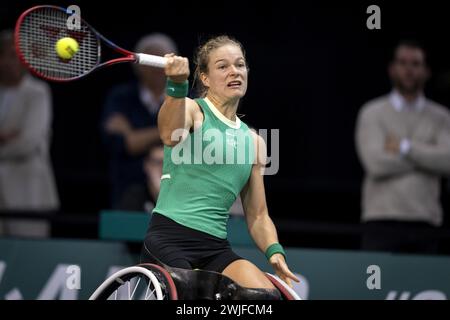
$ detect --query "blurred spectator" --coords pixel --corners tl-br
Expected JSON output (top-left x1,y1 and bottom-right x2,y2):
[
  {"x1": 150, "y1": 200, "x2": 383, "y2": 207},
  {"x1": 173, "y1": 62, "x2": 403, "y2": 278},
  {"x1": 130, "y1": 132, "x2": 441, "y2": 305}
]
[
  {"x1": 356, "y1": 40, "x2": 450, "y2": 254},
  {"x1": 101, "y1": 33, "x2": 178, "y2": 211},
  {"x1": 0, "y1": 30, "x2": 59, "y2": 238}
]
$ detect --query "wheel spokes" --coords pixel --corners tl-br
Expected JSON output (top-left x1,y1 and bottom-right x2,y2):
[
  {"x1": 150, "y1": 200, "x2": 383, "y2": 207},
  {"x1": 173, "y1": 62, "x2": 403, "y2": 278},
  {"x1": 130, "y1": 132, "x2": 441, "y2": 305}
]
[{"x1": 107, "y1": 275, "x2": 165, "y2": 300}]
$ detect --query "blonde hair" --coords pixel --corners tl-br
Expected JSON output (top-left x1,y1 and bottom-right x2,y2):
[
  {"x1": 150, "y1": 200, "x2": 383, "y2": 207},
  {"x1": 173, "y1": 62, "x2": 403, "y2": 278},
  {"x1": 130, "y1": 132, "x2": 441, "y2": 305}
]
[{"x1": 193, "y1": 35, "x2": 247, "y2": 97}]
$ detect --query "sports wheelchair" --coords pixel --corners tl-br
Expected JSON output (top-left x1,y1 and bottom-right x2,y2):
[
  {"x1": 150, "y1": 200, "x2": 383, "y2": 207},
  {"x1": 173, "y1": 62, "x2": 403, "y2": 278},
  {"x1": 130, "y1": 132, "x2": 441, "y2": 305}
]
[{"x1": 89, "y1": 247, "x2": 300, "y2": 300}]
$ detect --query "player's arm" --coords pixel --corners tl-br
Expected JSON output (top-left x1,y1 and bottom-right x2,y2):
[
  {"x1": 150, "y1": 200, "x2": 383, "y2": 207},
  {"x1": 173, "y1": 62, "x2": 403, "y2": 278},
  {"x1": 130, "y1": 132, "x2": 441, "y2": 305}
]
[
  {"x1": 240, "y1": 131, "x2": 299, "y2": 287},
  {"x1": 240, "y1": 132, "x2": 277, "y2": 251},
  {"x1": 158, "y1": 54, "x2": 202, "y2": 147}
]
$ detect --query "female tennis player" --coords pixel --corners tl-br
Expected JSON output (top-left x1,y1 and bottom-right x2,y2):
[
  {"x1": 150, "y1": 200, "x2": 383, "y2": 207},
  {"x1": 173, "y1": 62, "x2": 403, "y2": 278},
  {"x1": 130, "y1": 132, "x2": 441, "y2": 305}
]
[{"x1": 140, "y1": 35, "x2": 299, "y2": 296}]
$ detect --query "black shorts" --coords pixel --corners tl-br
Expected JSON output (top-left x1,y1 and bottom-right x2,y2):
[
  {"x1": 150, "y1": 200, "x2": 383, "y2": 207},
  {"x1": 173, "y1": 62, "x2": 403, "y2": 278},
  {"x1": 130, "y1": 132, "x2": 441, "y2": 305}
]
[{"x1": 141, "y1": 213, "x2": 242, "y2": 273}]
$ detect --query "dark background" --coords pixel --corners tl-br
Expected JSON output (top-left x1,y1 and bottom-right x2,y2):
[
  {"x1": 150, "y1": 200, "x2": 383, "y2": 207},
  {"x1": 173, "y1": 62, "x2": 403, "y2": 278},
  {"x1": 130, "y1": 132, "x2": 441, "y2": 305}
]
[{"x1": 1, "y1": 1, "x2": 450, "y2": 244}]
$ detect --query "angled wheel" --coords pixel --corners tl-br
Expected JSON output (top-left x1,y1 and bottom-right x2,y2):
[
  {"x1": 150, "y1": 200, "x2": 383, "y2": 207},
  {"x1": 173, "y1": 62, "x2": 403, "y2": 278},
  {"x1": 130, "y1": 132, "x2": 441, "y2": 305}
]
[
  {"x1": 139, "y1": 263, "x2": 178, "y2": 300},
  {"x1": 265, "y1": 273, "x2": 302, "y2": 300},
  {"x1": 89, "y1": 264, "x2": 177, "y2": 300}
]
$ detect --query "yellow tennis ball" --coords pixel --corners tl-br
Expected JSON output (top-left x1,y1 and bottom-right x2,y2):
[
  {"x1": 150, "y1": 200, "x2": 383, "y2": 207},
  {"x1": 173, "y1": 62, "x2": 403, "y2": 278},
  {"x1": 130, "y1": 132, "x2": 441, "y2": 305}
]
[{"x1": 55, "y1": 37, "x2": 79, "y2": 60}]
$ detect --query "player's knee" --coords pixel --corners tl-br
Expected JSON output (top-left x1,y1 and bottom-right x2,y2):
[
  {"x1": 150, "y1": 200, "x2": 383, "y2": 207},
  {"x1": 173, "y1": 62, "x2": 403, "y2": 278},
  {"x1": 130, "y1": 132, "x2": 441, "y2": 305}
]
[
  {"x1": 226, "y1": 260, "x2": 275, "y2": 289},
  {"x1": 255, "y1": 274, "x2": 276, "y2": 289}
]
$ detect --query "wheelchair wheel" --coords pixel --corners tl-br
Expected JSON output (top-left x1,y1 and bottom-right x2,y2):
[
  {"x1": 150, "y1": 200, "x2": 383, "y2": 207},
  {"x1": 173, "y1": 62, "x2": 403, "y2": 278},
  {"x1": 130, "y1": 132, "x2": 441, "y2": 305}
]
[
  {"x1": 89, "y1": 264, "x2": 177, "y2": 300},
  {"x1": 140, "y1": 263, "x2": 178, "y2": 300},
  {"x1": 265, "y1": 273, "x2": 302, "y2": 300}
]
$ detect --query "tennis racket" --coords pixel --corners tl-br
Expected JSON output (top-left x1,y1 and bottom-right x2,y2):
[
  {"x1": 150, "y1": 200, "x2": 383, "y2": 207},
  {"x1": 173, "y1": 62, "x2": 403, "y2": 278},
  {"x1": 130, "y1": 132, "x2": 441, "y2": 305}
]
[{"x1": 14, "y1": 5, "x2": 168, "y2": 82}]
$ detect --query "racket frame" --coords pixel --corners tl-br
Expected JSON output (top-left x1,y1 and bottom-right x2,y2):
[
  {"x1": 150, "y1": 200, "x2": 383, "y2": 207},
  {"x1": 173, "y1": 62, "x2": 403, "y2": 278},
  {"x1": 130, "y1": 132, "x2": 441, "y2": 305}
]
[{"x1": 14, "y1": 5, "x2": 163, "y2": 82}]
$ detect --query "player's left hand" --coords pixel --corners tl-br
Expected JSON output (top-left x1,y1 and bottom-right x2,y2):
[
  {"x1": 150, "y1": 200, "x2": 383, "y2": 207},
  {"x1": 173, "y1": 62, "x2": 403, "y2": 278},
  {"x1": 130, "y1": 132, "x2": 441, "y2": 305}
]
[{"x1": 269, "y1": 253, "x2": 300, "y2": 288}]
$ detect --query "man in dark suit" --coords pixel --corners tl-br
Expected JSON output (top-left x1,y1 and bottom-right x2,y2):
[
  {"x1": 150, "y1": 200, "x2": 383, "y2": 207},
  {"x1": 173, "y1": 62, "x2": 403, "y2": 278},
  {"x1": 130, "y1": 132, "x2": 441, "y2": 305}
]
[{"x1": 101, "y1": 33, "x2": 178, "y2": 211}]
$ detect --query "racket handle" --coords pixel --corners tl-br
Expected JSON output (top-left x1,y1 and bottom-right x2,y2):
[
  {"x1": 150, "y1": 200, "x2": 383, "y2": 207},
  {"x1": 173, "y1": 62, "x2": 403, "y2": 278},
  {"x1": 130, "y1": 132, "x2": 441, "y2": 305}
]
[{"x1": 136, "y1": 53, "x2": 167, "y2": 68}]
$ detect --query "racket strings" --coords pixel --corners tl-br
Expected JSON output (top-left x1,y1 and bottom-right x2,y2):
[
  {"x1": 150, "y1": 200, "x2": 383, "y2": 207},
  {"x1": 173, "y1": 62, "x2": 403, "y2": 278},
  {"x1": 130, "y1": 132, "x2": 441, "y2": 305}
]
[{"x1": 18, "y1": 6, "x2": 99, "y2": 80}]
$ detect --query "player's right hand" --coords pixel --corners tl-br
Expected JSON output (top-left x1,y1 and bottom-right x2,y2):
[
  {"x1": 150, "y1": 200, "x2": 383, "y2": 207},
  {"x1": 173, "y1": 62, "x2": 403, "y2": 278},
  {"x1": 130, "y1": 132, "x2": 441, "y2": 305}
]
[{"x1": 164, "y1": 53, "x2": 190, "y2": 83}]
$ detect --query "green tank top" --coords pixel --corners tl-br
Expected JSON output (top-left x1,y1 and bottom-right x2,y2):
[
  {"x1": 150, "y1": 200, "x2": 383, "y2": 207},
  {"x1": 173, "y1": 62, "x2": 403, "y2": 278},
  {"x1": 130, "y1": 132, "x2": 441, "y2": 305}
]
[{"x1": 153, "y1": 98, "x2": 255, "y2": 239}]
